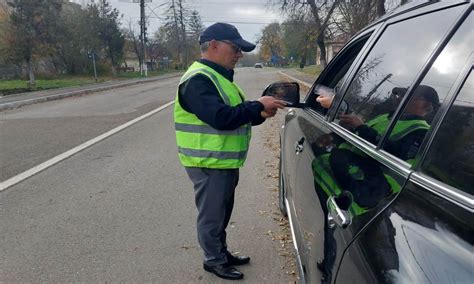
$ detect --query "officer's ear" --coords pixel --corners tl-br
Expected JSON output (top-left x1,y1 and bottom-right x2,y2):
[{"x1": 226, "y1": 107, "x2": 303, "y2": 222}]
[{"x1": 209, "y1": 40, "x2": 219, "y2": 50}]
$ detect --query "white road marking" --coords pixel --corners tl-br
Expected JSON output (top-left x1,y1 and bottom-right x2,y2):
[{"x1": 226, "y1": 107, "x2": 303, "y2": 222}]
[
  {"x1": 278, "y1": 71, "x2": 312, "y2": 88},
  {"x1": 0, "y1": 100, "x2": 175, "y2": 192}
]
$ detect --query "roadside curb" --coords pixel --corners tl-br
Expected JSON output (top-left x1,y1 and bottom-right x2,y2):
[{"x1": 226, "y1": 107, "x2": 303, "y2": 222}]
[{"x1": 0, "y1": 72, "x2": 183, "y2": 111}]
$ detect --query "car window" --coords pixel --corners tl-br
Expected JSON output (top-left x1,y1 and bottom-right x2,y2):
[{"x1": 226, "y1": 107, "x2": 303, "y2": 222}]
[
  {"x1": 332, "y1": 6, "x2": 464, "y2": 146},
  {"x1": 306, "y1": 35, "x2": 371, "y2": 114},
  {"x1": 383, "y1": 13, "x2": 473, "y2": 164},
  {"x1": 421, "y1": 70, "x2": 474, "y2": 195}
]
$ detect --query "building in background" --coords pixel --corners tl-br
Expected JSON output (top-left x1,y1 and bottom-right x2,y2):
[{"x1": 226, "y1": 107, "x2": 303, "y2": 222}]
[{"x1": 316, "y1": 34, "x2": 350, "y2": 66}]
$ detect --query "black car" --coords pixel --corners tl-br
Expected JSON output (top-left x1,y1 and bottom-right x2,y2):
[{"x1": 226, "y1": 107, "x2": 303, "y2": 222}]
[{"x1": 264, "y1": 1, "x2": 473, "y2": 283}]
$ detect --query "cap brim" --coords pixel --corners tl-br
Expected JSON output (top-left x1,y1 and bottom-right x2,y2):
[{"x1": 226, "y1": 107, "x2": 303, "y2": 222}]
[
  {"x1": 229, "y1": 38, "x2": 256, "y2": 52},
  {"x1": 392, "y1": 87, "x2": 408, "y2": 96}
]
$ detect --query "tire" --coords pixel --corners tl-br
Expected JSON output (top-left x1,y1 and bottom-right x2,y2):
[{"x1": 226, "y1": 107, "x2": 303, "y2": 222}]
[{"x1": 278, "y1": 155, "x2": 288, "y2": 217}]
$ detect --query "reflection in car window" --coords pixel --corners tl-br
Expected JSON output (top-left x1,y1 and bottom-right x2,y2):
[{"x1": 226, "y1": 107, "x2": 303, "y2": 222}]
[
  {"x1": 384, "y1": 13, "x2": 473, "y2": 164},
  {"x1": 333, "y1": 6, "x2": 463, "y2": 147},
  {"x1": 422, "y1": 71, "x2": 474, "y2": 195}
]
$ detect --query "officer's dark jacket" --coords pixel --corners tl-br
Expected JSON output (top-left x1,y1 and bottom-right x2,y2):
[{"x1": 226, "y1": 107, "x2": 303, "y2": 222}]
[{"x1": 178, "y1": 59, "x2": 265, "y2": 130}]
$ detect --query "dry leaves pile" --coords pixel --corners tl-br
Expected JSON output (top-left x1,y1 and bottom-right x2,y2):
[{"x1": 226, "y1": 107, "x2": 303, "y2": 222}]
[{"x1": 262, "y1": 109, "x2": 299, "y2": 282}]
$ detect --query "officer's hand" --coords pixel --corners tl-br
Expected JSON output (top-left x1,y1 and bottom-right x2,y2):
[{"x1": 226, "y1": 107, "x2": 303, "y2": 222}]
[
  {"x1": 258, "y1": 96, "x2": 287, "y2": 112},
  {"x1": 315, "y1": 133, "x2": 333, "y2": 147},
  {"x1": 260, "y1": 108, "x2": 277, "y2": 118}
]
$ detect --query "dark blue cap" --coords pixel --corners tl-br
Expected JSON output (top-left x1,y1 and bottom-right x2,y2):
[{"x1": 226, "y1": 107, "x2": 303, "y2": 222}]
[
  {"x1": 199, "y1": 22, "x2": 256, "y2": 52},
  {"x1": 392, "y1": 85, "x2": 439, "y2": 106}
]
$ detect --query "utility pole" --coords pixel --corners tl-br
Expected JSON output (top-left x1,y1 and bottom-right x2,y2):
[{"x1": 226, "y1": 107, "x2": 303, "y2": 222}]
[
  {"x1": 140, "y1": 0, "x2": 148, "y2": 76},
  {"x1": 355, "y1": 73, "x2": 393, "y2": 113},
  {"x1": 119, "y1": 0, "x2": 151, "y2": 76}
]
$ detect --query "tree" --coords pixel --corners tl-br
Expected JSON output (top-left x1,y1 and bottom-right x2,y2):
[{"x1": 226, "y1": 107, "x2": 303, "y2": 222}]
[
  {"x1": 187, "y1": 10, "x2": 204, "y2": 42},
  {"x1": 271, "y1": 0, "x2": 341, "y2": 67},
  {"x1": 88, "y1": 1, "x2": 125, "y2": 75},
  {"x1": 186, "y1": 10, "x2": 205, "y2": 60},
  {"x1": 160, "y1": 1, "x2": 203, "y2": 68},
  {"x1": 330, "y1": 0, "x2": 415, "y2": 42},
  {"x1": 332, "y1": 0, "x2": 380, "y2": 37},
  {"x1": 0, "y1": 3, "x2": 11, "y2": 64},
  {"x1": 258, "y1": 23, "x2": 284, "y2": 65},
  {"x1": 124, "y1": 18, "x2": 143, "y2": 70},
  {"x1": 56, "y1": 3, "x2": 100, "y2": 74},
  {"x1": 162, "y1": 0, "x2": 186, "y2": 67},
  {"x1": 281, "y1": 13, "x2": 318, "y2": 68},
  {"x1": 6, "y1": 0, "x2": 63, "y2": 86}
]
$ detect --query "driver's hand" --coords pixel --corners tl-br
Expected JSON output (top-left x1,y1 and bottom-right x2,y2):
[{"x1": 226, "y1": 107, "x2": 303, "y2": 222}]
[
  {"x1": 258, "y1": 96, "x2": 287, "y2": 112},
  {"x1": 316, "y1": 95, "x2": 334, "y2": 109}
]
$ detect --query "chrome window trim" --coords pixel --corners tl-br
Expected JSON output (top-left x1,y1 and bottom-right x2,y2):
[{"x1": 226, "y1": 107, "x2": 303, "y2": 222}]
[
  {"x1": 329, "y1": 123, "x2": 412, "y2": 177},
  {"x1": 410, "y1": 172, "x2": 474, "y2": 212}
]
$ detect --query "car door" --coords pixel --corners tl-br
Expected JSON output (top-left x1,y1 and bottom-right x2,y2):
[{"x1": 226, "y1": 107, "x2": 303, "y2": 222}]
[
  {"x1": 337, "y1": 10, "x2": 473, "y2": 283},
  {"x1": 291, "y1": 3, "x2": 468, "y2": 283},
  {"x1": 285, "y1": 28, "x2": 378, "y2": 283}
]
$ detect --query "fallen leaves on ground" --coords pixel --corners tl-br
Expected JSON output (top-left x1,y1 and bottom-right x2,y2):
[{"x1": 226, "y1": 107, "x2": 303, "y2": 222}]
[{"x1": 260, "y1": 109, "x2": 299, "y2": 281}]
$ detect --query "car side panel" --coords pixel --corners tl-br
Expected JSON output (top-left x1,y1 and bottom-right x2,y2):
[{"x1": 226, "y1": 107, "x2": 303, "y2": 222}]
[
  {"x1": 336, "y1": 180, "x2": 474, "y2": 283},
  {"x1": 281, "y1": 109, "x2": 305, "y2": 203},
  {"x1": 290, "y1": 111, "x2": 332, "y2": 282}
]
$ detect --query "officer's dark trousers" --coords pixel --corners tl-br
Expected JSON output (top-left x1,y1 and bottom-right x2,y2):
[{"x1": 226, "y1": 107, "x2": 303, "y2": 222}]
[{"x1": 185, "y1": 167, "x2": 239, "y2": 266}]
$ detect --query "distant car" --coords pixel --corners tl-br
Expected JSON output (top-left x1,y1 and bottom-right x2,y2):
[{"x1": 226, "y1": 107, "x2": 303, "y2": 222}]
[
  {"x1": 254, "y1": 63, "x2": 263, "y2": 68},
  {"x1": 263, "y1": 1, "x2": 473, "y2": 283}
]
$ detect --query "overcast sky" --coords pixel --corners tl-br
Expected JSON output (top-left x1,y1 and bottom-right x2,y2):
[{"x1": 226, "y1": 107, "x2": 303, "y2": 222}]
[{"x1": 78, "y1": 0, "x2": 283, "y2": 45}]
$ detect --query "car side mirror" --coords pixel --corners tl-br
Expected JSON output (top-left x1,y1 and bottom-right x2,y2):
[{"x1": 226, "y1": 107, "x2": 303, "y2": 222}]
[{"x1": 262, "y1": 82, "x2": 303, "y2": 108}]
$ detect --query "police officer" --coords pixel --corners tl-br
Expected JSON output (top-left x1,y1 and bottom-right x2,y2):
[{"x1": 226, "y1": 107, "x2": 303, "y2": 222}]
[
  {"x1": 174, "y1": 23, "x2": 285, "y2": 280},
  {"x1": 338, "y1": 85, "x2": 439, "y2": 162}
]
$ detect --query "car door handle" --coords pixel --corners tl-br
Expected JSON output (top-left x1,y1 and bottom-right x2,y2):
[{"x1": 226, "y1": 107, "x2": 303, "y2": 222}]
[
  {"x1": 327, "y1": 193, "x2": 353, "y2": 229},
  {"x1": 295, "y1": 137, "x2": 305, "y2": 155}
]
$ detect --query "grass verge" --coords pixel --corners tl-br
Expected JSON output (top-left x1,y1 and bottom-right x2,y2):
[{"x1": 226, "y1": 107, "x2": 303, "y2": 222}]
[
  {"x1": 0, "y1": 70, "x2": 182, "y2": 96},
  {"x1": 297, "y1": 65, "x2": 323, "y2": 76}
]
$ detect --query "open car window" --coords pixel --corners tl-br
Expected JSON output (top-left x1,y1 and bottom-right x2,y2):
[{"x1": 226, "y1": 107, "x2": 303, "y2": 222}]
[{"x1": 306, "y1": 34, "x2": 372, "y2": 115}]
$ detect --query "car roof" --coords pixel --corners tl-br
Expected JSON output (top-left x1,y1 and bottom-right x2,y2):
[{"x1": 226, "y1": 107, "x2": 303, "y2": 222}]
[{"x1": 361, "y1": 0, "x2": 468, "y2": 32}]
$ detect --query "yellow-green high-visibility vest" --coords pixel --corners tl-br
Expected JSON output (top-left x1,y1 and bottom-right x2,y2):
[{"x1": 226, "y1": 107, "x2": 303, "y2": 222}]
[
  {"x1": 339, "y1": 113, "x2": 430, "y2": 165},
  {"x1": 313, "y1": 114, "x2": 430, "y2": 215},
  {"x1": 174, "y1": 61, "x2": 251, "y2": 169}
]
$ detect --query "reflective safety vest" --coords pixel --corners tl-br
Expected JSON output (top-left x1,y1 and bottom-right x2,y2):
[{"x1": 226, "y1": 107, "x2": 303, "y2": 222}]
[
  {"x1": 312, "y1": 154, "x2": 401, "y2": 216},
  {"x1": 174, "y1": 61, "x2": 251, "y2": 169},
  {"x1": 313, "y1": 114, "x2": 430, "y2": 216},
  {"x1": 339, "y1": 113, "x2": 430, "y2": 165}
]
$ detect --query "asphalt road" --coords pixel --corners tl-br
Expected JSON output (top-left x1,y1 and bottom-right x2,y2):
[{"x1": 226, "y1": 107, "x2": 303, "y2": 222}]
[
  {"x1": 0, "y1": 68, "x2": 298, "y2": 282},
  {"x1": 0, "y1": 76, "x2": 179, "y2": 182}
]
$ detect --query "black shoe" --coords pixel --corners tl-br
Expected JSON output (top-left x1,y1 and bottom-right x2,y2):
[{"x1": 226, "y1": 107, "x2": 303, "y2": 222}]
[
  {"x1": 203, "y1": 263, "x2": 244, "y2": 280},
  {"x1": 317, "y1": 261, "x2": 325, "y2": 272},
  {"x1": 227, "y1": 254, "x2": 250, "y2": 266}
]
